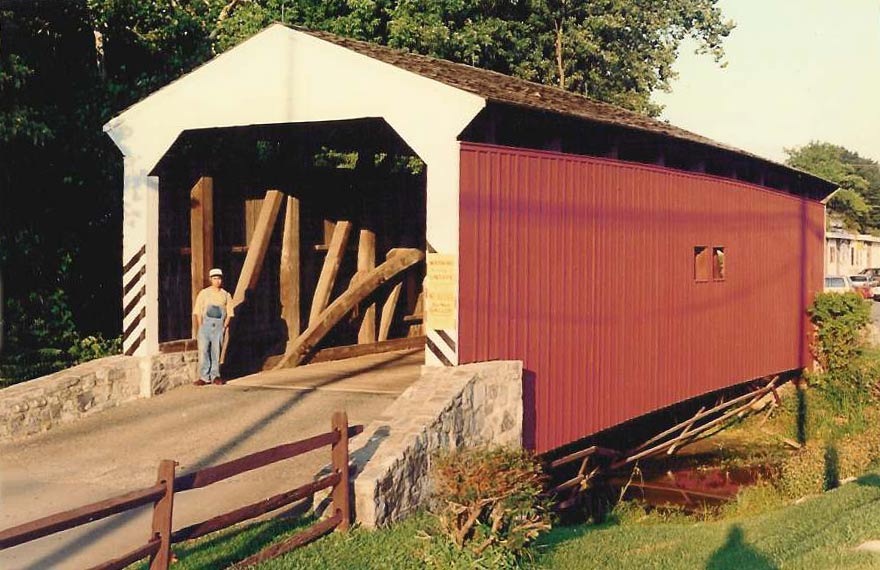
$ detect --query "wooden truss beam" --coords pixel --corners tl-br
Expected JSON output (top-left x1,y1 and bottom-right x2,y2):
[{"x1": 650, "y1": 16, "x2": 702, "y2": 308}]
[
  {"x1": 629, "y1": 381, "x2": 777, "y2": 456},
  {"x1": 273, "y1": 248, "x2": 424, "y2": 370},
  {"x1": 221, "y1": 190, "x2": 283, "y2": 365},
  {"x1": 261, "y1": 336, "x2": 426, "y2": 370},
  {"x1": 357, "y1": 228, "x2": 377, "y2": 344},
  {"x1": 190, "y1": 176, "x2": 213, "y2": 337},
  {"x1": 378, "y1": 282, "x2": 402, "y2": 342},
  {"x1": 280, "y1": 196, "x2": 301, "y2": 344},
  {"x1": 309, "y1": 221, "x2": 352, "y2": 326},
  {"x1": 232, "y1": 190, "x2": 284, "y2": 310},
  {"x1": 668, "y1": 406, "x2": 704, "y2": 456},
  {"x1": 549, "y1": 446, "x2": 598, "y2": 470}
]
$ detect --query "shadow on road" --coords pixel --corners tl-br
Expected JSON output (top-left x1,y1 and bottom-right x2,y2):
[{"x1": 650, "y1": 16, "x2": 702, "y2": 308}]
[{"x1": 21, "y1": 350, "x2": 413, "y2": 569}]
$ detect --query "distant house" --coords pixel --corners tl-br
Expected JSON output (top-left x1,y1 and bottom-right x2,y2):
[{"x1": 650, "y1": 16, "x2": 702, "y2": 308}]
[{"x1": 826, "y1": 231, "x2": 880, "y2": 276}]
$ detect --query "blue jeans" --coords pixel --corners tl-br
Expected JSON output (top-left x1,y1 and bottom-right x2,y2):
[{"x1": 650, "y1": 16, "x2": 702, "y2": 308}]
[{"x1": 197, "y1": 305, "x2": 226, "y2": 380}]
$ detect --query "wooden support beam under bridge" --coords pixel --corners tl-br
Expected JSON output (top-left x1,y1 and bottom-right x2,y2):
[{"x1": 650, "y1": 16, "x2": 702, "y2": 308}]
[{"x1": 543, "y1": 376, "x2": 783, "y2": 511}]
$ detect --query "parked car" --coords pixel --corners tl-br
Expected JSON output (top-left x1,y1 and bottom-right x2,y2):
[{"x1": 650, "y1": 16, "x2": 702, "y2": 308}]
[
  {"x1": 824, "y1": 275, "x2": 854, "y2": 293},
  {"x1": 860, "y1": 268, "x2": 880, "y2": 280},
  {"x1": 849, "y1": 275, "x2": 875, "y2": 299},
  {"x1": 859, "y1": 269, "x2": 880, "y2": 298}
]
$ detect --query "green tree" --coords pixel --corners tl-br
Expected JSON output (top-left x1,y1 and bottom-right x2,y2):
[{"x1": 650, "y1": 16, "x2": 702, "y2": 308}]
[
  {"x1": 211, "y1": 0, "x2": 734, "y2": 116},
  {"x1": 785, "y1": 142, "x2": 880, "y2": 232},
  {"x1": 1, "y1": 1, "x2": 119, "y2": 346},
  {"x1": 522, "y1": 0, "x2": 734, "y2": 115},
  {"x1": 0, "y1": 0, "x2": 734, "y2": 379},
  {"x1": 828, "y1": 189, "x2": 870, "y2": 232}
]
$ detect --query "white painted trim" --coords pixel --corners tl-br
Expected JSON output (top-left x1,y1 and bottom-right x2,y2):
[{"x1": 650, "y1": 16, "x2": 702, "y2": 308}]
[
  {"x1": 422, "y1": 141, "x2": 462, "y2": 366},
  {"x1": 104, "y1": 25, "x2": 486, "y2": 172},
  {"x1": 426, "y1": 330, "x2": 457, "y2": 366},
  {"x1": 122, "y1": 156, "x2": 160, "y2": 356}
]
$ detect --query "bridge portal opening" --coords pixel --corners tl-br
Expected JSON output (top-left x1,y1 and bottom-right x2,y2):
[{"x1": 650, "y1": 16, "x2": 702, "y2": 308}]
[{"x1": 152, "y1": 118, "x2": 427, "y2": 377}]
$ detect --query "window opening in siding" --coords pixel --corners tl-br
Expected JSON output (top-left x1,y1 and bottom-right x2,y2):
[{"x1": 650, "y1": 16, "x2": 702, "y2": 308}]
[
  {"x1": 694, "y1": 246, "x2": 711, "y2": 281},
  {"x1": 713, "y1": 247, "x2": 725, "y2": 280}
]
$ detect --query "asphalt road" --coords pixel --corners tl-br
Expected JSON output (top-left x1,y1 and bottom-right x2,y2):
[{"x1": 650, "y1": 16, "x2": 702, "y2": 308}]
[{"x1": 0, "y1": 350, "x2": 422, "y2": 570}]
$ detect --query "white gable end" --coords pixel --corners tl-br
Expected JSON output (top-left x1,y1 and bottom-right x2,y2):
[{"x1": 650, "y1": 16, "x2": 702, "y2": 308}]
[
  {"x1": 109, "y1": 24, "x2": 481, "y2": 362},
  {"x1": 105, "y1": 24, "x2": 486, "y2": 171}
]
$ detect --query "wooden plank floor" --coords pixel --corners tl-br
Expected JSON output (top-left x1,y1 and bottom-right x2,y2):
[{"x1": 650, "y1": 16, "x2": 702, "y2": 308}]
[{"x1": 232, "y1": 349, "x2": 424, "y2": 395}]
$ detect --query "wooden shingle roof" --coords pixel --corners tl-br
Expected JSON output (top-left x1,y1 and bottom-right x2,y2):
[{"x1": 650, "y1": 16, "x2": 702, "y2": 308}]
[{"x1": 294, "y1": 25, "x2": 834, "y2": 192}]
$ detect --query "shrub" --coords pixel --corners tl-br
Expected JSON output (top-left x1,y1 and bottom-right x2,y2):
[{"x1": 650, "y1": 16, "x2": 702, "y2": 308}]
[
  {"x1": 0, "y1": 347, "x2": 69, "y2": 388},
  {"x1": 68, "y1": 334, "x2": 121, "y2": 364},
  {"x1": 431, "y1": 447, "x2": 551, "y2": 558},
  {"x1": 837, "y1": 421, "x2": 880, "y2": 477},
  {"x1": 807, "y1": 292, "x2": 871, "y2": 373},
  {"x1": 770, "y1": 420, "x2": 880, "y2": 502},
  {"x1": 0, "y1": 333, "x2": 122, "y2": 388},
  {"x1": 722, "y1": 481, "x2": 786, "y2": 518},
  {"x1": 805, "y1": 293, "x2": 878, "y2": 428},
  {"x1": 776, "y1": 442, "x2": 826, "y2": 499}
]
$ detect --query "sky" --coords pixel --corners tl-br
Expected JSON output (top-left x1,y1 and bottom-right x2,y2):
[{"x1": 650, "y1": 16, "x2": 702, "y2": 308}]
[{"x1": 654, "y1": 0, "x2": 880, "y2": 164}]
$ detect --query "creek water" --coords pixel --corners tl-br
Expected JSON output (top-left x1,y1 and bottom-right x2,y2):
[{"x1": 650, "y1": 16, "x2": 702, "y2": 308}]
[{"x1": 608, "y1": 463, "x2": 770, "y2": 511}]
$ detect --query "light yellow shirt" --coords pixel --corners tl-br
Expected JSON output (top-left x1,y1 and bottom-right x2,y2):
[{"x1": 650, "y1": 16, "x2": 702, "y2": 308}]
[{"x1": 192, "y1": 287, "x2": 234, "y2": 318}]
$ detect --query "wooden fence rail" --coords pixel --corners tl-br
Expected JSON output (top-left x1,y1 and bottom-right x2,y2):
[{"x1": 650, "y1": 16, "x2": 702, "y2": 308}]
[{"x1": 0, "y1": 411, "x2": 361, "y2": 570}]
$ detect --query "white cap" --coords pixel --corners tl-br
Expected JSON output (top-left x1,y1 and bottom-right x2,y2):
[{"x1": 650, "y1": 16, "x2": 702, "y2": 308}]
[{"x1": 209, "y1": 268, "x2": 223, "y2": 277}]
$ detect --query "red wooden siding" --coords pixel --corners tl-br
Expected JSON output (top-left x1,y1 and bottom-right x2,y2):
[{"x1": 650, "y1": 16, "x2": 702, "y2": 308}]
[{"x1": 458, "y1": 143, "x2": 825, "y2": 453}]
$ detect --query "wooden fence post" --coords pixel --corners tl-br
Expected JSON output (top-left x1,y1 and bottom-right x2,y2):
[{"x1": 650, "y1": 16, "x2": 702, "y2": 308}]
[
  {"x1": 331, "y1": 411, "x2": 351, "y2": 531},
  {"x1": 149, "y1": 459, "x2": 176, "y2": 570}
]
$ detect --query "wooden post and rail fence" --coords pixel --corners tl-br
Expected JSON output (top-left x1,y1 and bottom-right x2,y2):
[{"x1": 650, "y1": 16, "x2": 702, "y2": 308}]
[{"x1": 0, "y1": 411, "x2": 360, "y2": 570}]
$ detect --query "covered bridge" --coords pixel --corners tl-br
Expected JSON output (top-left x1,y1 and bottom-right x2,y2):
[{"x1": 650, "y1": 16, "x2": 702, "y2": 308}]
[{"x1": 104, "y1": 24, "x2": 835, "y2": 454}]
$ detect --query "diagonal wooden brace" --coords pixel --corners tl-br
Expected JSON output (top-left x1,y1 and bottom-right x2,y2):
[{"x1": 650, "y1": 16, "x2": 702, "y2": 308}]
[{"x1": 273, "y1": 248, "x2": 424, "y2": 369}]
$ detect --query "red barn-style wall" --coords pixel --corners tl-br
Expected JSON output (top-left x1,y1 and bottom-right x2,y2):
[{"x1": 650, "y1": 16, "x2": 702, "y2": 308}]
[{"x1": 458, "y1": 143, "x2": 825, "y2": 453}]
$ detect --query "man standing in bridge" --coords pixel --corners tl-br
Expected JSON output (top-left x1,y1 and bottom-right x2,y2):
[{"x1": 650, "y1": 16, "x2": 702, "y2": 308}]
[{"x1": 193, "y1": 268, "x2": 234, "y2": 386}]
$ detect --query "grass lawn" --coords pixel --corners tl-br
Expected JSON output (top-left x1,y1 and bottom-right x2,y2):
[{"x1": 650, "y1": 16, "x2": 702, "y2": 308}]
[
  {"x1": 129, "y1": 515, "x2": 316, "y2": 570},
  {"x1": 538, "y1": 472, "x2": 880, "y2": 569},
  {"x1": 150, "y1": 388, "x2": 880, "y2": 570},
  {"x1": 160, "y1": 470, "x2": 880, "y2": 570}
]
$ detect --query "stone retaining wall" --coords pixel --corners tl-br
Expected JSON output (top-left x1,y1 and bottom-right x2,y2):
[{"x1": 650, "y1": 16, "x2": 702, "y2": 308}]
[
  {"x1": 0, "y1": 355, "x2": 142, "y2": 440},
  {"x1": 149, "y1": 350, "x2": 199, "y2": 394},
  {"x1": 1, "y1": 350, "x2": 200, "y2": 441},
  {"x1": 352, "y1": 360, "x2": 523, "y2": 528}
]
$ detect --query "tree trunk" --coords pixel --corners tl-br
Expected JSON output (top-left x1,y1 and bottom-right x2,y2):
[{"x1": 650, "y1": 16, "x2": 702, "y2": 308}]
[
  {"x1": 555, "y1": 19, "x2": 565, "y2": 89},
  {"x1": 0, "y1": 265, "x2": 4, "y2": 357},
  {"x1": 93, "y1": 29, "x2": 105, "y2": 80}
]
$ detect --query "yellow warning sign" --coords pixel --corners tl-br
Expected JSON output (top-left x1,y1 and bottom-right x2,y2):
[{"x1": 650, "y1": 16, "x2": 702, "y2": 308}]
[{"x1": 425, "y1": 253, "x2": 457, "y2": 330}]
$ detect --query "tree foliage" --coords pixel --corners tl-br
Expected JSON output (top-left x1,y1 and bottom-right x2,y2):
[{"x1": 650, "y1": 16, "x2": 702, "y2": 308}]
[
  {"x1": 808, "y1": 292, "x2": 872, "y2": 375},
  {"x1": 806, "y1": 292, "x2": 878, "y2": 423},
  {"x1": 828, "y1": 189, "x2": 871, "y2": 233},
  {"x1": 786, "y1": 141, "x2": 880, "y2": 232},
  {"x1": 207, "y1": 0, "x2": 733, "y2": 116},
  {"x1": 0, "y1": 0, "x2": 733, "y2": 371}
]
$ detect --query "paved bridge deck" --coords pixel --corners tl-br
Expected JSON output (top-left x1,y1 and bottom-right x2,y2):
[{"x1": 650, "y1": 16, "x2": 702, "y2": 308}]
[{"x1": 0, "y1": 349, "x2": 422, "y2": 570}]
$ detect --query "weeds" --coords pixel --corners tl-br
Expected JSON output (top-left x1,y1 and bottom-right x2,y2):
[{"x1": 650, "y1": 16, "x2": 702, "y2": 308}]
[{"x1": 431, "y1": 447, "x2": 551, "y2": 558}]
